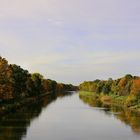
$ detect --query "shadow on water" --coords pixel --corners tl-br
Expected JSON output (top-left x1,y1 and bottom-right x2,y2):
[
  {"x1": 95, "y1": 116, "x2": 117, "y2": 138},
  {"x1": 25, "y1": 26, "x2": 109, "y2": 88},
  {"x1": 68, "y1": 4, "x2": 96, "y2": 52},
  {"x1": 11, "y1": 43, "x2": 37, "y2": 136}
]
[
  {"x1": 0, "y1": 91, "x2": 74, "y2": 140},
  {"x1": 79, "y1": 94, "x2": 140, "y2": 135}
]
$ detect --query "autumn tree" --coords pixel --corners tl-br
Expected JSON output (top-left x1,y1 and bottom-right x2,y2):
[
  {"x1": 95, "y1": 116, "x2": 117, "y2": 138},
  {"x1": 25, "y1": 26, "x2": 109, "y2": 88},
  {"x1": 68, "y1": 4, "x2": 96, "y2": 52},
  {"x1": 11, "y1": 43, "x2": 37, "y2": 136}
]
[
  {"x1": 0, "y1": 57, "x2": 14, "y2": 100},
  {"x1": 11, "y1": 64, "x2": 30, "y2": 98},
  {"x1": 31, "y1": 73, "x2": 44, "y2": 96},
  {"x1": 131, "y1": 79, "x2": 140, "y2": 97}
]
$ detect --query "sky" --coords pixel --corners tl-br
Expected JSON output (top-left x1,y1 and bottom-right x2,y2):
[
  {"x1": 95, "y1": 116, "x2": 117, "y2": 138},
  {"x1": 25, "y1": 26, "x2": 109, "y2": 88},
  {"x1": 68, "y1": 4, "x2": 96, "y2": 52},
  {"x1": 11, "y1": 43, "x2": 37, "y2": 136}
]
[{"x1": 0, "y1": 0, "x2": 140, "y2": 85}]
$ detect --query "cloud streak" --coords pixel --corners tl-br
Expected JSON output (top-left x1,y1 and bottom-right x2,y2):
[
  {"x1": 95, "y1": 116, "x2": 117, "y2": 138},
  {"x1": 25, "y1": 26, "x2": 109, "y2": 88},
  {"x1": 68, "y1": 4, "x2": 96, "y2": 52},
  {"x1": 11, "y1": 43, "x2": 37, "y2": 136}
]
[{"x1": 0, "y1": 0, "x2": 140, "y2": 84}]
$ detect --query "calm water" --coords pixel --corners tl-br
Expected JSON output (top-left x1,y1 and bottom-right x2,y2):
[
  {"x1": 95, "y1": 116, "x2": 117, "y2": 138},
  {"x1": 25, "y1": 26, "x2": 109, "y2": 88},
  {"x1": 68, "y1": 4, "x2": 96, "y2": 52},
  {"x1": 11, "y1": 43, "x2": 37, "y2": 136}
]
[{"x1": 0, "y1": 91, "x2": 140, "y2": 140}]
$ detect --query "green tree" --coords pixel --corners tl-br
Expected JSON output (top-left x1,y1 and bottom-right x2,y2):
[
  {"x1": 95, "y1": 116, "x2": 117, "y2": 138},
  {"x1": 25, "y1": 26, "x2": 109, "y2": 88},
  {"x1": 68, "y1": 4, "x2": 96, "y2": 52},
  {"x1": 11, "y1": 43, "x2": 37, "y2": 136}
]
[
  {"x1": 11, "y1": 64, "x2": 30, "y2": 98},
  {"x1": 31, "y1": 73, "x2": 44, "y2": 96}
]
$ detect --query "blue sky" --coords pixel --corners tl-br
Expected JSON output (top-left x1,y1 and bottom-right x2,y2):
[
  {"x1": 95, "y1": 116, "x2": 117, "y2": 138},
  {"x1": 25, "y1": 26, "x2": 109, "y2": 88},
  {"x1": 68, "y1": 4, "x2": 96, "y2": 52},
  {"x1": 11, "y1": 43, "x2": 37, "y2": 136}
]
[{"x1": 0, "y1": 0, "x2": 140, "y2": 85}]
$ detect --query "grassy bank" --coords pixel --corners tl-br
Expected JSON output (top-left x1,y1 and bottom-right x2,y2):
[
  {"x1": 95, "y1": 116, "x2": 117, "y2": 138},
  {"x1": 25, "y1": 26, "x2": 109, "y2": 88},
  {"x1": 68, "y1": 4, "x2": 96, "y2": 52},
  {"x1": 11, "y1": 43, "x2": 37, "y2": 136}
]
[{"x1": 79, "y1": 91, "x2": 140, "y2": 112}]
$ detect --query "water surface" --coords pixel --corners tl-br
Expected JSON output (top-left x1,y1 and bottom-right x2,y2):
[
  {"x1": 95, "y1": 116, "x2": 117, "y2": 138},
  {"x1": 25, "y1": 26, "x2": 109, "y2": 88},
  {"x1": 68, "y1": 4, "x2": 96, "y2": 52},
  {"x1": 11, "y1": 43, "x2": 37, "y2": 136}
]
[{"x1": 0, "y1": 92, "x2": 140, "y2": 140}]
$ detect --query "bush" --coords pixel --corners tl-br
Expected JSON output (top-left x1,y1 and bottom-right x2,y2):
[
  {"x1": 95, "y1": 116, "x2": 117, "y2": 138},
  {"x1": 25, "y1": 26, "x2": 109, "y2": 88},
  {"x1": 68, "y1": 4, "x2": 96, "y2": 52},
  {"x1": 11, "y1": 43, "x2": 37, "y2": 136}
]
[
  {"x1": 125, "y1": 95, "x2": 138, "y2": 107},
  {"x1": 100, "y1": 96, "x2": 112, "y2": 102}
]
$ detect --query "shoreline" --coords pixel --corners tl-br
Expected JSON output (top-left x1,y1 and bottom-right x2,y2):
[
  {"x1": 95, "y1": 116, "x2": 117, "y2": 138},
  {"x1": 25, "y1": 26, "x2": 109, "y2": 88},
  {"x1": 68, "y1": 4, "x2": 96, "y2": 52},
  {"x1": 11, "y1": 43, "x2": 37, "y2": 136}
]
[
  {"x1": 79, "y1": 91, "x2": 140, "y2": 114},
  {"x1": 0, "y1": 90, "x2": 76, "y2": 116},
  {"x1": 0, "y1": 91, "x2": 53, "y2": 116}
]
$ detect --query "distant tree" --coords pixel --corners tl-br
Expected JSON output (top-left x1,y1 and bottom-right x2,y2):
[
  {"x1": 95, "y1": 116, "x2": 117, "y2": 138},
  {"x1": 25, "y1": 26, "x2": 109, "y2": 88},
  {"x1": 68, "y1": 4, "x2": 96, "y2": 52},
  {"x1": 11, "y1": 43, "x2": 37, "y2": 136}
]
[
  {"x1": 125, "y1": 74, "x2": 133, "y2": 80},
  {"x1": 96, "y1": 81, "x2": 105, "y2": 94},
  {"x1": 31, "y1": 73, "x2": 44, "y2": 96},
  {"x1": 42, "y1": 79, "x2": 57, "y2": 92},
  {"x1": 131, "y1": 79, "x2": 140, "y2": 97},
  {"x1": 0, "y1": 57, "x2": 14, "y2": 100},
  {"x1": 102, "y1": 83, "x2": 110, "y2": 94},
  {"x1": 11, "y1": 64, "x2": 30, "y2": 98}
]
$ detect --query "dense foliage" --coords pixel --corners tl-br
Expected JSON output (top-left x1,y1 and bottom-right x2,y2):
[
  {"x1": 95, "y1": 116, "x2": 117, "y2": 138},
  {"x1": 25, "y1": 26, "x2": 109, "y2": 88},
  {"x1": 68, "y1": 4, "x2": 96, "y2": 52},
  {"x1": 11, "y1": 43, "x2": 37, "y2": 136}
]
[
  {"x1": 0, "y1": 56, "x2": 77, "y2": 101},
  {"x1": 79, "y1": 74, "x2": 140, "y2": 107}
]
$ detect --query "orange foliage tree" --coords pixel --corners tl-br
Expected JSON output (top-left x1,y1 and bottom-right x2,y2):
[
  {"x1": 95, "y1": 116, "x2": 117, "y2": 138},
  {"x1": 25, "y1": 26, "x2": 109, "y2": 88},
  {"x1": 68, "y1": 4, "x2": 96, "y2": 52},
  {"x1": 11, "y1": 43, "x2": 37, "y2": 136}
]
[{"x1": 131, "y1": 79, "x2": 140, "y2": 97}]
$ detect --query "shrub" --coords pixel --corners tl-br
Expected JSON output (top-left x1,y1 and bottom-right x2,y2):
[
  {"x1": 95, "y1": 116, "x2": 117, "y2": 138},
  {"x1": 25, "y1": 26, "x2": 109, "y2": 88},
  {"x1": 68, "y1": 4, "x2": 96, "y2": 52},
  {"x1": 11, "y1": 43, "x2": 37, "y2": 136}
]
[
  {"x1": 101, "y1": 96, "x2": 112, "y2": 102},
  {"x1": 125, "y1": 95, "x2": 138, "y2": 107}
]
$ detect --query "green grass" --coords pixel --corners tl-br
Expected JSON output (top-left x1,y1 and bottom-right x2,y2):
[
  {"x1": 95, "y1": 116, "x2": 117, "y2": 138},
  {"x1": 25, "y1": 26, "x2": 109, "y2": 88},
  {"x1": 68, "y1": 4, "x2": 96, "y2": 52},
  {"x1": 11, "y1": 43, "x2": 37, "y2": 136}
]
[
  {"x1": 79, "y1": 91, "x2": 94, "y2": 96},
  {"x1": 79, "y1": 90, "x2": 140, "y2": 114}
]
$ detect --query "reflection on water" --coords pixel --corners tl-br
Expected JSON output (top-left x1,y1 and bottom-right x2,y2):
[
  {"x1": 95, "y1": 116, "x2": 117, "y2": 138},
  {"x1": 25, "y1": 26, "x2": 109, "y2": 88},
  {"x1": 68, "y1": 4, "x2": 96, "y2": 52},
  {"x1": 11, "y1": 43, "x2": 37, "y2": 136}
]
[
  {"x1": 0, "y1": 92, "x2": 73, "y2": 140},
  {"x1": 79, "y1": 94, "x2": 140, "y2": 134},
  {"x1": 0, "y1": 92, "x2": 140, "y2": 140}
]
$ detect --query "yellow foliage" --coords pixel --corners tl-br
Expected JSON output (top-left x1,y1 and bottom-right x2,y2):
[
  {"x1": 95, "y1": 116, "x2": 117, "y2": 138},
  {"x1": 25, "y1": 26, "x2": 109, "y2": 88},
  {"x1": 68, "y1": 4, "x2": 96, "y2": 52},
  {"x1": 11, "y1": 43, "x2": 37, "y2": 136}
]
[
  {"x1": 101, "y1": 96, "x2": 112, "y2": 102},
  {"x1": 131, "y1": 79, "x2": 140, "y2": 96},
  {"x1": 125, "y1": 95, "x2": 137, "y2": 107},
  {"x1": 118, "y1": 78, "x2": 127, "y2": 88}
]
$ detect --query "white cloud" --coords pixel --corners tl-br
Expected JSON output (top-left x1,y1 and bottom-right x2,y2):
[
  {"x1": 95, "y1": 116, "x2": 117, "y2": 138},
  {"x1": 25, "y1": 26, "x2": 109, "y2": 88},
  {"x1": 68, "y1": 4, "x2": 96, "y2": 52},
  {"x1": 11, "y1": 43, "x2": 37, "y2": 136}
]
[{"x1": 0, "y1": 0, "x2": 140, "y2": 84}]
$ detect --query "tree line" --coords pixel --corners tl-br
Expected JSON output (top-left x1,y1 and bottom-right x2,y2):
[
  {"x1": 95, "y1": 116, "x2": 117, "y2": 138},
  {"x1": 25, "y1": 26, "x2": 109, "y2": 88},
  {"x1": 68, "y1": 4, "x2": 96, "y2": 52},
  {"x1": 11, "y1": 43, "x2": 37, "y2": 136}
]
[
  {"x1": 0, "y1": 56, "x2": 77, "y2": 101},
  {"x1": 79, "y1": 74, "x2": 140, "y2": 107}
]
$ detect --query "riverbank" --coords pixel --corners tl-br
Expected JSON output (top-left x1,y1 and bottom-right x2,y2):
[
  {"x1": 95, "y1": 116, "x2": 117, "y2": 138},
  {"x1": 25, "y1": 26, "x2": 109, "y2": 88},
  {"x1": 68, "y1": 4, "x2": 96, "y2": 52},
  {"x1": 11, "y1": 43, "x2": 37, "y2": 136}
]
[
  {"x1": 79, "y1": 91, "x2": 140, "y2": 113},
  {"x1": 0, "y1": 90, "x2": 77, "y2": 116}
]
